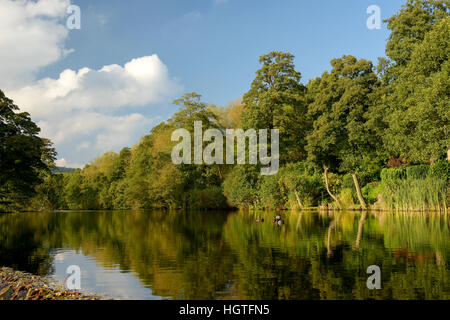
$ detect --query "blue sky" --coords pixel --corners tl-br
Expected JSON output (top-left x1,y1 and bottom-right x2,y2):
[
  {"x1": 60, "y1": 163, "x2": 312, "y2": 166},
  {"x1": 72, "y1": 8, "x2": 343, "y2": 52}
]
[
  {"x1": 48, "y1": 0, "x2": 405, "y2": 107},
  {"x1": 1, "y1": 0, "x2": 406, "y2": 167}
]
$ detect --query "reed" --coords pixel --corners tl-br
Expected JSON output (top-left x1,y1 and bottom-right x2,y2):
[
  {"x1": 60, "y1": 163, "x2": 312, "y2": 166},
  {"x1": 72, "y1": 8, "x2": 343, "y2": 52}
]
[{"x1": 382, "y1": 176, "x2": 448, "y2": 212}]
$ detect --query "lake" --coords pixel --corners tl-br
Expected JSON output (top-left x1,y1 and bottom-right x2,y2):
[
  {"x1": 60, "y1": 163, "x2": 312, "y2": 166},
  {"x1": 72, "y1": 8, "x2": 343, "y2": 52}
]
[{"x1": 0, "y1": 210, "x2": 448, "y2": 299}]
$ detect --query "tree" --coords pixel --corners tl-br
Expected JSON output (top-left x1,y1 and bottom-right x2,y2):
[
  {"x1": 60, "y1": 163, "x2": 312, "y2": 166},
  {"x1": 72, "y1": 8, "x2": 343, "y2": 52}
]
[
  {"x1": 241, "y1": 51, "x2": 310, "y2": 162},
  {"x1": 223, "y1": 165, "x2": 260, "y2": 209},
  {"x1": 209, "y1": 99, "x2": 244, "y2": 129},
  {"x1": 278, "y1": 162, "x2": 324, "y2": 209},
  {"x1": 306, "y1": 56, "x2": 380, "y2": 209},
  {"x1": 169, "y1": 92, "x2": 226, "y2": 207},
  {"x1": 384, "y1": 0, "x2": 449, "y2": 81},
  {"x1": 170, "y1": 92, "x2": 219, "y2": 131},
  {"x1": 0, "y1": 90, "x2": 56, "y2": 209},
  {"x1": 384, "y1": 16, "x2": 450, "y2": 163}
]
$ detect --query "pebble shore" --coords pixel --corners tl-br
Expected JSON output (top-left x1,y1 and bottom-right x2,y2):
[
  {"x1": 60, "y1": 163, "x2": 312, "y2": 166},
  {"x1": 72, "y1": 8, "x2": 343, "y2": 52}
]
[{"x1": 0, "y1": 267, "x2": 105, "y2": 300}]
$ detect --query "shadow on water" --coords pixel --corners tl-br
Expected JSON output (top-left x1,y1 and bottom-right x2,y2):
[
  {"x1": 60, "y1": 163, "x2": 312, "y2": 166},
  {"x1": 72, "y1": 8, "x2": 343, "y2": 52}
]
[{"x1": 0, "y1": 210, "x2": 448, "y2": 299}]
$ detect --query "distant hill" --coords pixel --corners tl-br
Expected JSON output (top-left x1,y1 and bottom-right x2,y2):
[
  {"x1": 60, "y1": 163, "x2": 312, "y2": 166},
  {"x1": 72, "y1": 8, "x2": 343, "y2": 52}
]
[{"x1": 52, "y1": 166, "x2": 77, "y2": 174}]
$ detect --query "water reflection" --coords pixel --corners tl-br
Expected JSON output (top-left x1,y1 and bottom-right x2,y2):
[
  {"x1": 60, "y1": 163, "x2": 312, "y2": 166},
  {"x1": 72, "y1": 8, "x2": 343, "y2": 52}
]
[{"x1": 0, "y1": 210, "x2": 448, "y2": 299}]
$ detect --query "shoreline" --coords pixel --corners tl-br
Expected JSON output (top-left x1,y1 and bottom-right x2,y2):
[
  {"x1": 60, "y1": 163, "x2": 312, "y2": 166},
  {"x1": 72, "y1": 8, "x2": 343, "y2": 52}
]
[{"x1": 0, "y1": 267, "x2": 106, "y2": 300}]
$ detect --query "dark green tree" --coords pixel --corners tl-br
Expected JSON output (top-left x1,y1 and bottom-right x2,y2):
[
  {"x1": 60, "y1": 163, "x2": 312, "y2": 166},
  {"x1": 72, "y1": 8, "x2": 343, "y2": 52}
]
[
  {"x1": 241, "y1": 51, "x2": 309, "y2": 162},
  {"x1": 384, "y1": 16, "x2": 449, "y2": 163},
  {"x1": 0, "y1": 90, "x2": 56, "y2": 209},
  {"x1": 384, "y1": 0, "x2": 449, "y2": 81},
  {"x1": 306, "y1": 56, "x2": 380, "y2": 209}
]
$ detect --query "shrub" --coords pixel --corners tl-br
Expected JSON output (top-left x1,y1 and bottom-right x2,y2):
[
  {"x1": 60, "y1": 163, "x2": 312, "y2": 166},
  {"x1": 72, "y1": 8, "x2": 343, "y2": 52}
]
[
  {"x1": 189, "y1": 186, "x2": 228, "y2": 209},
  {"x1": 223, "y1": 166, "x2": 260, "y2": 208},
  {"x1": 429, "y1": 160, "x2": 449, "y2": 180},
  {"x1": 339, "y1": 188, "x2": 355, "y2": 209},
  {"x1": 279, "y1": 162, "x2": 325, "y2": 208},
  {"x1": 258, "y1": 174, "x2": 286, "y2": 209},
  {"x1": 361, "y1": 182, "x2": 383, "y2": 204},
  {"x1": 406, "y1": 165, "x2": 429, "y2": 180},
  {"x1": 380, "y1": 167, "x2": 406, "y2": 184},
  {"x1": 341, "y1": 174, "x2": 357, "y2": 203}
]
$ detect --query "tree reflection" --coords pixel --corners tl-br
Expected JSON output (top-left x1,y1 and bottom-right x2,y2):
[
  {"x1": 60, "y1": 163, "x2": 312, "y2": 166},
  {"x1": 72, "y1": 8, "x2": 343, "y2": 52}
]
[{"x1": 0, "y1": 210, "x2": 448, "y2": 299}]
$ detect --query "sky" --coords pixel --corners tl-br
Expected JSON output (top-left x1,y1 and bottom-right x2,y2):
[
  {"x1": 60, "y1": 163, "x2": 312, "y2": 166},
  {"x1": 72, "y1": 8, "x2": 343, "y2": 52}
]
[{"x1": 0, "y1": 0, "x2": 406, "y2": 168}]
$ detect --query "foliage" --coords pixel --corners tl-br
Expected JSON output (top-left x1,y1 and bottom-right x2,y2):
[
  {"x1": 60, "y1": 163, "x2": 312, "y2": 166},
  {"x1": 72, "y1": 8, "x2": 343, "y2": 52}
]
[
  {"x1": 429, "y1": 160, "x2": 450, "y2": 180},
  {"x1": 361, "y1": 182, "x2": 384, "y2": 205},
  {"x1": 382, "y1": 177, "x2": 447, "y2": 211},
  {"x1": 0, "y1": 90, "x2": 56, "y2": 210},
  {"x1": 241, "y1": 51, "x2": 310, "y2": 163},
  {"x1": 2, "y1": 0, "x2": 449, "y2": 212},
  {"x1": 406, "y1": 165, "x2": 430, "y2": 180}
]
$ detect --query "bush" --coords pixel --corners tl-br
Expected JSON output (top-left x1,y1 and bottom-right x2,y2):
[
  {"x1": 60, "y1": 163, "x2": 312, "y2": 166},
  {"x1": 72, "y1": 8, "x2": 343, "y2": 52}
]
[
  {"x1": 223, "y1": 166, "x2": 260, "y2": 208},
  {"x1": 189, "y1": 186, "x2": 228, "y2": 209},
  {"x1": 361, "y1": 182, "x2": 383, "y2": 204},
  {"x1": 380, "y1": 167, "x2": 406, "y2": 184},
  {"x1": 339, "y1": 188, "x2": 355, "y2": 209},
  {"x1": 278, "y1": 162, "x2": 325, "y2": 208},
  {"x1": 429, "y1": 160, "x2": 449, "y2": 180},
  {"x1": 341, "y1": 174, "x2": 357, "y2": 203},
  {"x1": 258, "y1": 174, "x2": 286, "y2": 209},
  {"x1": 406, "y1": 165, "x2": 429, "y2": 180},
  {"x1": 341, "y1": 174, "x2": 354, "y2": 189}
]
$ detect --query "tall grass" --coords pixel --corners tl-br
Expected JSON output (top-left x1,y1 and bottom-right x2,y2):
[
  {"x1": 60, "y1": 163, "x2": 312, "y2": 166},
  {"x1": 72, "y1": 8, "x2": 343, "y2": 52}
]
[{"x1": 382, "y1": 176, "x2": 448, "y2": 212}]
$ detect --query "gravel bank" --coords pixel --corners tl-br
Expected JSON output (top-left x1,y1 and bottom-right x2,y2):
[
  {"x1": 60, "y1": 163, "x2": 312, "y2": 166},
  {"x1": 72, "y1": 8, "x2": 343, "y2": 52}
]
[{"x1": 0, "y1": 267, "x2": 105, "y2": 300}]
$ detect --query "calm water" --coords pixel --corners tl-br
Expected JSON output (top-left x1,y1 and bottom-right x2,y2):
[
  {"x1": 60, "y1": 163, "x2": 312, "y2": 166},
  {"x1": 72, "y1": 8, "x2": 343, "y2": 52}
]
[{"x1": 0, "y1": 210, "x2": 449, "y2": 300}]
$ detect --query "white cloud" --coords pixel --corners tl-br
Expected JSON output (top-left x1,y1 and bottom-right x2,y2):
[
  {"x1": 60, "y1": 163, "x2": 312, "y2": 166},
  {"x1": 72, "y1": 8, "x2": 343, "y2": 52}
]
[
  {"x1": 8, "y1": 55, "x2": 180, "y2": 167},
  {"x1": 42, "y1": 111, "x2": 159, "y2": 168},
  {"x1": 38, "y1": 112, "x2": 156, "y2": 150},
  {"x1": 1, "y1": 1, "x2": 183, "y2": 167},
  {"x1": 0, "y1": 0, "x2": 72, "y2": 88},
  {"x1": 54, "y1": 158, "x2": 83, "y2": 169},
  {"x1": 9, "y1": 55, "x2": 182, "y2": 118}
]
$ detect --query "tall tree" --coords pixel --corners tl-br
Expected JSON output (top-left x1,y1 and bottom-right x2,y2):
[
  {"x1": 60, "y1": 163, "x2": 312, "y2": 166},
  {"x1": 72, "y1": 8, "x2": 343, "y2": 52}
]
[
  {"x1": 384, "y1": 17, "x2": 449, "y2": 163},
  {"x1": 241, "y1": 51, "x2": 309, "y2": 162},
  {"x1": 384, "y1": 0, "x2": 449, "y2": 81},
  {"x1": 169, "y1": 92, "x2": 225, "y2": 206},
  {"x1": 306, "y1": 56, "x2": 380, "y2": 209},
  {"x1": 0, "y1": 90, "x2": 56, "y2": 208}
]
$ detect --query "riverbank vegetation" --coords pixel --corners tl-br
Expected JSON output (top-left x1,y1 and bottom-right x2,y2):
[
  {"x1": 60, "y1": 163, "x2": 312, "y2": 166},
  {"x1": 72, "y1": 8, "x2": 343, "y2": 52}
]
[{"x1": 1, "y1": 0, "x2": 449, "y2": 213}]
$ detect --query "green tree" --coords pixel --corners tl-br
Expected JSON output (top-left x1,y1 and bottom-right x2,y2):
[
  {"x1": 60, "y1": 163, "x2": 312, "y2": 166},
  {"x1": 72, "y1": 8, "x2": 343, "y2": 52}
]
[
  {"x1": 223, "y1": 165, "x2": 260, "y2": 209},
  {"x1": 384, "y1": 17, "x2": 450, "y2": 163},
  {"x1": 384, "y1": 0, "x2": 449, "y2": 80},
  {"x1": 169, "y1": 92, "x2": 226, "y2": 207},
  {"x1": 0, "y1": 90, "x2": 56, "y2": 209},
  {"x1": 241, "y1": 51, "x2": 309, "y2": 162},
  {"x1": 306, "y1": 56, "x2": 380, "y2": 209}
]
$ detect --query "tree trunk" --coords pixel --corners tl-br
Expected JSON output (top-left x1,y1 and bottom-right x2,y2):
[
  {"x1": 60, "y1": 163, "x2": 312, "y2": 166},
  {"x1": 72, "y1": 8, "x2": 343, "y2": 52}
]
[
  {"x1": 355, "y1": 212, "x2": 367, "y2": 250},
  {"x1": 296, "y1": 212, "x2": 303, "y2": 231},
  {"x1": 352, "y1": 173, "x2": 367, "y2": 210},
  {"x1": 327, "y1": 213, "x2": 341, "y2": 256},
  {"x1": 294, "y1": 190, "x2": 304, "y2": 209},
  {"x1": 217, "y1": 167, "x2": 223, "y2": 181},
  {"x1": 323, "y1": 165, "x2": 341, "y2": 209},
  {"x1": 447, "y1": 148, "x2": 450, "y2": 161}
]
